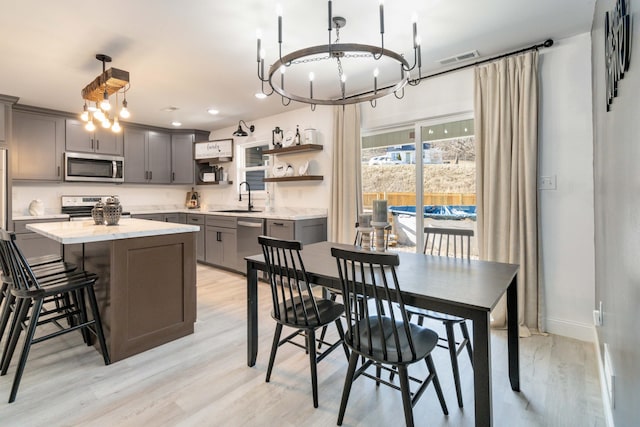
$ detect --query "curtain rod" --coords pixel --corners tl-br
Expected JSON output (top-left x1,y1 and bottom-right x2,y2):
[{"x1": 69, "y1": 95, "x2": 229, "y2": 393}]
[{"x1": 349, "y1": 39, "x2": 554, "y2": 100}]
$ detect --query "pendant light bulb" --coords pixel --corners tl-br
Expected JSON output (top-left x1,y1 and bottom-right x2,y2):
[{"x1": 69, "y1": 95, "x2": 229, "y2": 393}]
[
  {"x1": 100, "y1": 89, "x2": 111, "y2": 111},
  {"x1": 111, "y1": 117, "x2": 121, "y2": 133},
  {"x1": 80, "y1": 103, "x2": 89, "y2": 122},
  {"x1": 102, "y1": 118, "x2": 111, "y2": 129},
  {"x1": 120, "y1": 99, "x2": 130, "y2": 119},
  {"x1": 85, "y1": 119, "x2": 96, "y2": 132},
  {"x1": 94, "y1": 109, "x2": 105, "y2": 122}
]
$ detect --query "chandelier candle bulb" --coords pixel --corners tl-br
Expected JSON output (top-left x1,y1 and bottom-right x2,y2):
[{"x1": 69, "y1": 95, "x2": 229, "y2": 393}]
[
  {"x1": 372, "y1": 200, "x2": 388, "y2": 223},
  {"x1": 328, "y1": 1, "x2": 332, "y2": 31},
  {"x1": 276, "y1": 4, "x2": 283, "y2": 44},
  {"x1": 412, "y1": 14, "x2": 418, "y2": 48},
  {"x1": 256, "y1": 30, "x2": 262, "y2": 62}
]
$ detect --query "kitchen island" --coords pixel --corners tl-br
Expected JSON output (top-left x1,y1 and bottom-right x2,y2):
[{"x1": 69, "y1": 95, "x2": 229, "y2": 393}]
[{"x1": 27, "y1": 218, "x2": 199, "y2": 362}]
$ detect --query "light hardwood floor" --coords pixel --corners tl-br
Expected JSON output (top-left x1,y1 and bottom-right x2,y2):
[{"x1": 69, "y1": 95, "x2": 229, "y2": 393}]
[{"x1": 0, "y1": 264, "x2": 604, "y2": 426}]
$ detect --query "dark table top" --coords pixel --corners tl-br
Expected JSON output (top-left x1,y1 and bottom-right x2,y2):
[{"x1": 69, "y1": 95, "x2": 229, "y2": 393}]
[{"x1": 246, "y1": 241, "x2": 519, "y2": 319}]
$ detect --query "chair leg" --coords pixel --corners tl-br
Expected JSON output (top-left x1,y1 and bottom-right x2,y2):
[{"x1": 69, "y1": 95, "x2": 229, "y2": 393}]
[
  {"x1": 337, "y1": 351, "x2": 360, "y2": 426},
  {"x1": 1, "y1": 298, "x2": 30, "y2": 375},
  {"x1": 265, "y1": 323, "x2": 283, "y2": 383},
  {"x1": 307, "y1": 329, "x2": 318, "y2": 408},
  {"x1": 445, "y1": 321, "x2": 464, "y2": 407},
  {"x1": 317, "y1": 292, "x2": 338, "y2": 350},
  {"x1": 0, "y1": 292, "x2": 14, "y2": 342},
  {"x1": 86, "y1": 286, "x2": 110, "y2": 365},
  {"x1": 8, "y1": 298, "x2": 43, "y2": 403},
  {"x1": 397, "y1": 365, "x2": 415, "y2": 427},
  {"x1": 334, "y1": 318, "x2": 350, "y2": 360},
  {"x1": 459, "y1": 321, "x2": 473, "y2": 367},
  {"x1": 425, "y1": 354, "x2": 449, "y2": 415},
  {"x1": 73, "y1": 289, "x2": 91, "y2": 345}
]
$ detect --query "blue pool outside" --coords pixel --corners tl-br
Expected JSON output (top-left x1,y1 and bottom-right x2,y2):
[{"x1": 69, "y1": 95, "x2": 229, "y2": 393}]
[{"x1": 389, "y1": 205, "x2": 477, "y2": 221}]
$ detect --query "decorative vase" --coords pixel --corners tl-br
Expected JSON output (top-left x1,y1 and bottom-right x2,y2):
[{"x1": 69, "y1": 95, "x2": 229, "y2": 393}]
[
  {"x1": 103, "y1": 196, "x2": 122, "y2": 226},
  {"x1": 91, "y1": 200, "x2": 105, "y2": 225}
]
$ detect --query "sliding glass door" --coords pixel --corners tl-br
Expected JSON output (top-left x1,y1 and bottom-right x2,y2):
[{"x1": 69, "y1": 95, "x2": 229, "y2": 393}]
[{"x1": 361, "y1": 115, "x2": 477, "y2": 256}]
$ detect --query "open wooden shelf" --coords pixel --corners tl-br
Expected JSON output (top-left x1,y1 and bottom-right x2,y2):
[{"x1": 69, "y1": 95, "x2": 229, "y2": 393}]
[
  {"x1": 196, "y1": 180, "x2": 233, "y2": 185},
  {"x1": 263, "y1": 144, "x2": 323, "y2": 155},
  {"x1": 263, "y1": 175, "x2": 323, "y2": 182}
]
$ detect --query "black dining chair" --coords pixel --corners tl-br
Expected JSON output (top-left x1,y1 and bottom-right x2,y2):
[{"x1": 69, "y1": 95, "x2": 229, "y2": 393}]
[
  {"x1": 0, "y1": 229, "x2": 110, "y2": 403},
  {"x1": 331, "y1": 247, "x2": 448, "y2": 427},
  {"x1": 0, "y1": 245, "x2": 78, "y2": 343},
  {"x1": 406, "y1": 226, "x2": 475, "y2": 408},
  {"x1": 258, "y1": 235, "x2": 349, "y2": 408}
]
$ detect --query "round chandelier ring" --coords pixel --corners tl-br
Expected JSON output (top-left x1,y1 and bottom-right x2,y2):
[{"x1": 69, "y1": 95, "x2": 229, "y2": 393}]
[{"x1": 268, "y1": 43, "x2": 410, "y2": 106}]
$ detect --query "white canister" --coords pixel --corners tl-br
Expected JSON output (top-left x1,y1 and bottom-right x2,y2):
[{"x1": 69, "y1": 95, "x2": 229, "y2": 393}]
[
  {"x1": 28, "y1": 199, "x2": 45, "y2": 216},
  {"x1": 304, "y1": 128, "x2": 317, "y2": 145}
]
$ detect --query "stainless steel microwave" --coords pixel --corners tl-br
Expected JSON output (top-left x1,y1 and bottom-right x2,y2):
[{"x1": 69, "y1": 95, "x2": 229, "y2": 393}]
[{"x1": 64, "y1": 152, "x2": 124, "y2": 183}]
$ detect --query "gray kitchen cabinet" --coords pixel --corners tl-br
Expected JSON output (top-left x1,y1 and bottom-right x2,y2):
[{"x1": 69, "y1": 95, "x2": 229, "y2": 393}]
[
  {"x1": 163, "y1": 213, "x2": 186, "y2": 223},
  {"x1": 171, "y1": 133, "x2": 194, "y2": 184},
  {"x1": 124, "y1": 127, "x2": 171, "y2": 184},
  {"x1": 266, "y1": 218, "x2": 327, "y2": 244},
  {"x1": 66, "y1": 119, "x2": 124, "y2": 155},
  {"x1": 205, "y1": 216, "x2": 237, "y2": 270},
  {"x1": 13, "y1": 218, "x2": 66, "y2": 259},
  {"x1": 11, "y1": 110, "x2": 64, "y2": 181},
  {"x1": 187, "y1": 214, "x2": 205, "y2": 261},
  {"x1": 132, "y1": 213, "x2": 164, "y2": 221}
]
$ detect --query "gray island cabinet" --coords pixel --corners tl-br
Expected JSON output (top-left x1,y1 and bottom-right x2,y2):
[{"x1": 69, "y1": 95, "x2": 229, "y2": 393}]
[{"x1": 26, "y1": 219, "x2": 199, "y2": 363}]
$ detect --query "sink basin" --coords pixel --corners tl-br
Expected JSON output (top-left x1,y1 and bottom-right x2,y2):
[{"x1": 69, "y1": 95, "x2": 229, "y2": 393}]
[{"x1": 211, "y1": 209, "x2": 262, "y2": 213}]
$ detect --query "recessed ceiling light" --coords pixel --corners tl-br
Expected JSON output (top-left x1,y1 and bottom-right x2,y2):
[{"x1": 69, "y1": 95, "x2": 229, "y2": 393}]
[
  {"x1": 207, "y1": 109, "x2": 219, "y2": 115},
  {"x1": 255, "y1": 93, "x2": 267, "y2": 99},
  {"x1": 171, "y1": 121, "x2": 182, "y2": 127},
  {"x1": 162, "y1": 106, "x2": 179, "y2": 112}
]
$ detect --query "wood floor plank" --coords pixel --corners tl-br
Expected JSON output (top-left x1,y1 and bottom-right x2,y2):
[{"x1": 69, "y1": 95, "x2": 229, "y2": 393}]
[{"x1": 0, "y1": 265, "x2": 604, "y2": 426}]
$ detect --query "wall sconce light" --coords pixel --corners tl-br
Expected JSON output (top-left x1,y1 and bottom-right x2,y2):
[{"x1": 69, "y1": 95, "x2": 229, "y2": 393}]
[
  {"x1": 272, "y1": 126, "x2": 283, "y2": 147},
  {"x1": 232, "y1": 120, "x2": 255, "y2": 137}
]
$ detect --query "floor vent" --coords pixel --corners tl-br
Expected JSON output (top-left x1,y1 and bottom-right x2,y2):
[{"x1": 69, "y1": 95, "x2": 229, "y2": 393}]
[{"x1": 438, "y1": 50, "x2": 480, "y2": 66}]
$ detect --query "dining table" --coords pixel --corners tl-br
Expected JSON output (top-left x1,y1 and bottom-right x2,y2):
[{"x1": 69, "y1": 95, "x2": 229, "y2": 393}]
[{"x1": 245, "y1": 241, "x2": 520, "y2": 427}]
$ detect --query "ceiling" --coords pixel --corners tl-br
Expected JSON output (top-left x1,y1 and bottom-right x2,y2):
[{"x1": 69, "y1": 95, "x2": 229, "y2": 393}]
[{"x1": 0, "y1": 0, "x2": 595, "y2": 132}]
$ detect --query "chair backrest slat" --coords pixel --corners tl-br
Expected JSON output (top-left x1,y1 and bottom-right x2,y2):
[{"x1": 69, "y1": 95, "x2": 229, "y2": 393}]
[
  {"x1": 423, "y1": 226, "x2": 473, "y2": 260},
  {"x1": 0, "y1": 229, "x2": 40, "y2": 293},
  {"x1": 259, "y1": 235, "x2": 321, "y2": 326},
  {"x1": 332, "y1": 247, "x2": 416, "y2": 362}
]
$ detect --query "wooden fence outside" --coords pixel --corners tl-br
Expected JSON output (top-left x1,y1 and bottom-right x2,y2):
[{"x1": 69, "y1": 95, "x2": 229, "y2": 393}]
[{"x1": 363, "y1": 192, "x2": 476, "y2": 209}]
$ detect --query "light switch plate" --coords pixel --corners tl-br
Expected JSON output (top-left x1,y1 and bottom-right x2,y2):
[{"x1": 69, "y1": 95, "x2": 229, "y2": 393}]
[{"x1": 538, "y1": 175, "x2": 557, "y2": 190}]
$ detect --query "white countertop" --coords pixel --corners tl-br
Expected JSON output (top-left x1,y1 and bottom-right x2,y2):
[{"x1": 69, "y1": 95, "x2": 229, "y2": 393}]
[
  {"x1": 26, "y1": 218, "x2": 199, "y2": 244},
  {"x1": 13, "y1": 207, "x2": 327, "y2": 222}
]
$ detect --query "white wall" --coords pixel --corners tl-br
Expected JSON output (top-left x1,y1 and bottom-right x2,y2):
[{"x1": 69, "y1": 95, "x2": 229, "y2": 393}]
[
  {"x1": 203, "y1": 105, "x2": 334, "y2": 211},
  {"x1": 363, "y1": 33, "x2": 596, "y2": 342},
  {"x1": 537, "y1": 33, "x2": 595, "y2": 341}
]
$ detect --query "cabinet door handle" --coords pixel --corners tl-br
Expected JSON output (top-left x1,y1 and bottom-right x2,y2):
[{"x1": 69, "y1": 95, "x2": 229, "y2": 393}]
[
  {"x1": 172, "y1": 172, "x2": 175, "y2": 181},
  {"x1": 57, "y1": 166, "x2": 60, "y2": 177},
  {"x1": 91, "y1": 138, "x2": 94, "y2": 149},
  {"x1": 217, "y1": 231, "x2": 222, "y2": 242},
  {"x1": 149, "y1": 171, "x2": 152, "y2": 180},
  {"x1": 96, "y1": 139, "x2": 99, "y2": 151},
  {"x1": 272, "y1": 222, "x2": 284, "y2": 226}
]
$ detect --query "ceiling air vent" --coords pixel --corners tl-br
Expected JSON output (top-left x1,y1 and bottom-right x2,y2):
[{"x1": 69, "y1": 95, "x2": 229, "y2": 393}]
[{"x1": 438, "y1": 50, "x2": 480, "y2": 66}]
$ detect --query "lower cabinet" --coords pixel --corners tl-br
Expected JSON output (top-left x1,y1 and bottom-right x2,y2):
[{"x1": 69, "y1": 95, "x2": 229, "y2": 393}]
[
  {"x1": 205, "y1": 216, "x2": 237, "y2": 271},
  {"x1": 266, "y1": 218, "x2": 327, "y2": 244},
  {"x1": 13, "y1": 218, "x2": 65, "y2": 259},
  {"x1": 132, "y1": 213, "x2": 186, "y2": 223},
  {"x1": 187, "y1": 214, "x2": 205, "y2": 261}
]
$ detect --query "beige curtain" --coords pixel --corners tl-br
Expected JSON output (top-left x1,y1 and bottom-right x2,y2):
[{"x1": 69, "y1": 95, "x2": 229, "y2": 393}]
[
  {"x1": 474, "y1": 50, "x2": 540, "y2": 337},
  {"x1": 329, "y1": 104, "x2": 362, "y2": 243}
]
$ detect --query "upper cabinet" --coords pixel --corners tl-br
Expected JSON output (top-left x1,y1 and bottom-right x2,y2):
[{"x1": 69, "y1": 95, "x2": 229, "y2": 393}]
[
  {"x1": 171, "y1": 131, "x2": 208, "y2": 184},
  {"x1": 124, "y1": 127, "x2": 171, "y2": 184},
  {"x1": 66, "y1": 119, "x2": 124, "y2": 156},
  {"x1": 11, "y1": 110, "x2": 65, "y2": 181}
]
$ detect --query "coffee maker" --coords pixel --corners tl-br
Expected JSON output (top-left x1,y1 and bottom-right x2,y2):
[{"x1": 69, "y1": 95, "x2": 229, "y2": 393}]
[{"x1": 186, "y1": 187, "x2": 200, "y2": 209}]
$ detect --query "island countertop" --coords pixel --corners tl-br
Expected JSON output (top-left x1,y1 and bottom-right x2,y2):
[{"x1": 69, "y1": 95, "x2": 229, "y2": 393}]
[{"x1": 26, "y1": 218, "x2": 199, "y2": 245}]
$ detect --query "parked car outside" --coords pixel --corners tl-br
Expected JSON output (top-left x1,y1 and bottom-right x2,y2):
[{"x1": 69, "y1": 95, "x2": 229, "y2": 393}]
[{"x1": 368, "y1": 155, "x2": 402, "y2": 165}]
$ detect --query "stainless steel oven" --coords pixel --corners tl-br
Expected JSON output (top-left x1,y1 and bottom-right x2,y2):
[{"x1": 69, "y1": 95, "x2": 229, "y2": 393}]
[
  {"x1": 61, "y1": 195, "x2": 130, "y2": 221},
  {"x1": 64, "y1": 152, "x2": 124, "y2": 183}
]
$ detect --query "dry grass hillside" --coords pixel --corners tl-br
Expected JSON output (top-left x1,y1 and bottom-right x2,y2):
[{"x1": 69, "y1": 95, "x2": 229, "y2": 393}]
[{"x1": 362, "y1": 162, "x2": 476, "y2": 194}]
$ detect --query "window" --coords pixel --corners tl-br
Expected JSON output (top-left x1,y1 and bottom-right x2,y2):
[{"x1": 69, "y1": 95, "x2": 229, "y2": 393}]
[{"x1": 236, "y1": 140, "x2": 269, "y2": 192}]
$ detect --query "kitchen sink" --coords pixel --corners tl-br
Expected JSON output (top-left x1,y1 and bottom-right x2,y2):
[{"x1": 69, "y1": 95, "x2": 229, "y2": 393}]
[{"x1": 211, "y1": 209, "x2": 262, "y2": 213}]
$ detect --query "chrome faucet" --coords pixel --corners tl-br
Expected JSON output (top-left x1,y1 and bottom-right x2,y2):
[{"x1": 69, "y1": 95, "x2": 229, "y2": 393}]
[{"x1": 239, "y1": 181, "x2": 253, "y2": 211}]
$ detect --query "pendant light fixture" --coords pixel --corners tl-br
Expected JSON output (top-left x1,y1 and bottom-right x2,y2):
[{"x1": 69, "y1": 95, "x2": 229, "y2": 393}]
[{"x1": 80, "y1": 53, "x2": 131, "y2": 132}]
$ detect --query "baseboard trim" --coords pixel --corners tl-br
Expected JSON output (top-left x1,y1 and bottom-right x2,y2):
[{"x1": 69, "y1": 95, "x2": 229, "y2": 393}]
[{"x1": 545, "y1": 317, "x2": 594, "y2": 342}]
